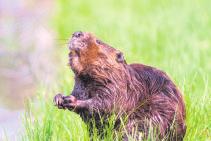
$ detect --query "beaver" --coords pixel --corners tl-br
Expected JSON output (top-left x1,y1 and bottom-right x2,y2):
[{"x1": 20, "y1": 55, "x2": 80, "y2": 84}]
[{"x1": 54, "y1": 31, "x2": 186, "y2": 140}]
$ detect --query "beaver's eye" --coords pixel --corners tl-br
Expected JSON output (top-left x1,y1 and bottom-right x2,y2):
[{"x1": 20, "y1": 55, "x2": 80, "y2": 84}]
[{"x1": 96, "y1": 39, "x2": 102, "y2": 45}]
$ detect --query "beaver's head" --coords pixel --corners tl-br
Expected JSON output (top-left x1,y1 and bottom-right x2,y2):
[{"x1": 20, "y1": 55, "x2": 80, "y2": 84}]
[{"x1": 68, "y1": 31, "x2": 126, "y2": 76}]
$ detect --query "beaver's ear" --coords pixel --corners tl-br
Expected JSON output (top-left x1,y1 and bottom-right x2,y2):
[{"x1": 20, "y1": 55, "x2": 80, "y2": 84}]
[{"x1": 116, "y1": 52, "x2": 125, "y2": 63}]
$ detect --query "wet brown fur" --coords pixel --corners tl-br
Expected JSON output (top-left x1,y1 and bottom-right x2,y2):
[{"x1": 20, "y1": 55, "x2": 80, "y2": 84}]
[{"x1": 54, "y1": 32, "x2": 186, "y2": 140}]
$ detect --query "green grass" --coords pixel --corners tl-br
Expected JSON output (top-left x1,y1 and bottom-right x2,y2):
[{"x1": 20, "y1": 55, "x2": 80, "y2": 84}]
[{"x1": 22, "y1": 0, "x2": 211, "y2": 140}]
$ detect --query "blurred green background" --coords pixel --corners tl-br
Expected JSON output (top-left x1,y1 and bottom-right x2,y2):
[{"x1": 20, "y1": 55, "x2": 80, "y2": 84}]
[{"x1": 0, "y1": 0, "x2": 211, "y2": 140}]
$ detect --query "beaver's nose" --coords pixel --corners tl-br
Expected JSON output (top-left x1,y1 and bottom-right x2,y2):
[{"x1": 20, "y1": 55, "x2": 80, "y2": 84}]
[{"x1": 72, "y1": 31, "x2": 83, "y2": 38}]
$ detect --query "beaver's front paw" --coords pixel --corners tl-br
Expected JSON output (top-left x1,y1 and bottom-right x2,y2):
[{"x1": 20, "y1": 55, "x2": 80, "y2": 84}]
[
  {"x1": 53, "y1": 93, "x2": 65, "y2": 109},
  {"x1": 62, "y1": 95, "x2": 77, "y2": 109}
]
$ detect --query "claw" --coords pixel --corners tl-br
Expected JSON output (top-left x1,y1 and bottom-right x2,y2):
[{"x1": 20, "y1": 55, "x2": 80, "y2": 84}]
[{"x1": 54, "y1": 94, "x2": 64, "y2": 107}]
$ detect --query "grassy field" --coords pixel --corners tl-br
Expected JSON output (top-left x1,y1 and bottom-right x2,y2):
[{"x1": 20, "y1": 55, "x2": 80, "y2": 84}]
[{"x1": 22, "y1": 0, "x2": 211, "y2": 140}]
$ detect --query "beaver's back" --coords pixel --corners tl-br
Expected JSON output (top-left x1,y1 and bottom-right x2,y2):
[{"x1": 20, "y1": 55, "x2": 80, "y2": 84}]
[{"x1": 130, "y1": 63, "x2": 186, "y2": 140}]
